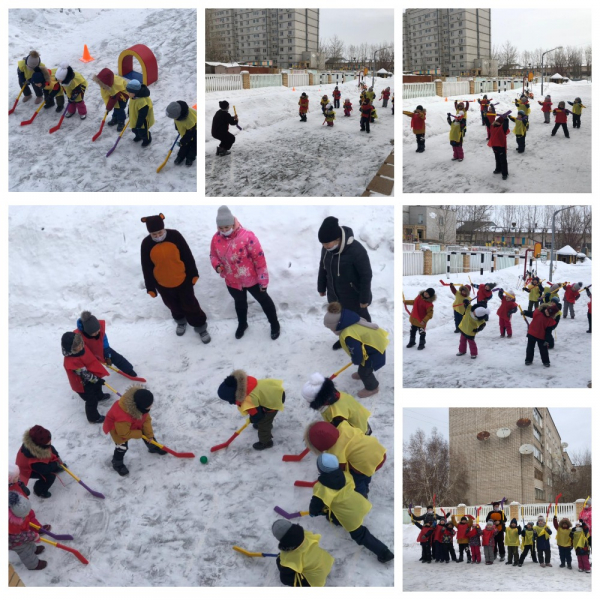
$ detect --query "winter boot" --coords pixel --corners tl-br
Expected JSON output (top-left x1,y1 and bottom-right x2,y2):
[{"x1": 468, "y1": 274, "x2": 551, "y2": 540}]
[
  {"x1": 351, "y1": 372, "x2": 361, "y2": 380},
  {"x1": 142, "y1": 131, "x2": 152, "y2": 147},
  {"x1": 185, "y1": 156, "x2": 195, "y2": 166},
  {"x1": 456, "y1": 352, "x2": 466, "y2": 356},
  {"x1": 175, "y1": 319, "x2": 187, "y2": 336},
  {"x1": 417, "y1": 336, "x2": 426, "y2": 350},
  {"x1": 133, "y1": 132, "x2": 143, "y2": 142},
  {"x1": 332, "y1": 340, "x2": 342, "y2": 350},
  {"x1": 107, "y1": 116, "x2": 118, "y2": 127},
  {"x1": 56, "y1": 104, "x2": 63, "y2": 113},
  {"x1": 80, "y1": 113, "x2": 86, "y2": 120},
  {"x1": 112, "y1": 459, "x2": 129, "y2": 476},
  {"x1": 34, "y1": 560, "x2": 48, "y2": 570},
  {"x1": 117, "y1": 121, "x2": 125, "y2": 132},
  {"x1": 35, "y1": 546, "x2": 45, "y2": 555},
  {"x1": 235, "y1": 323, "x2": 248, "y2": 339},
  {"x1": 378, "y1": 549, "x2": 394, "y2": 563},
  {"x1": 88, "y1": 415, "x2": 105, "y2": 424},
  {"x1": 35, "y1": 95, "x2": 43, "y2": 105},
  {"x1": 100, "y1": 393, "x2": 111, "y2": 401},
  {"x1": 252, "y1": 440, "x2": 274, "y2": 450},
  {"x1": 220, "y1": 149, "x2": 231, "y2": 156},
  {"x1": 195, "y1": 323, "x2": 211, "y2": 344},
  {"x1": 145, "y1": 440, "x2": 168, "y2": 455},
  {"x1": 357, "y1": 387, "x2": 379, "y2": 399},
  {"x1": 174, "y1": 155, "x2": 185, "y2": 165},
  {"x1": 23, "y1": 94, "x2": 32, "y2": 103},
  {"x1": 270, "y1": 322, "x2": 281, "y2": 340},
  {"x1": 454, "y1": 328, "x2": 460, "y2": 333},
  {"x1": 65, "y1": 111, "x2": 74, "y2": 118},
  {"x1": 406, "y1": 330, "x2": 417, "y2": 348}
]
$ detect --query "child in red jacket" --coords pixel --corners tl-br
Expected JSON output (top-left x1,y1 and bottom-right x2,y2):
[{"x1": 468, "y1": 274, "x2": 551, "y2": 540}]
[
  {"x1": 360, "y1": 99, "x2": 374, "y2": 133},
  {"x1": 551, "y1": 101, "x2": 572, "y2": 138},
  {"x1": 466, "y1": 522, "x2": 483, "y2": 564},
  {"x1": 472, "y1": 281, "x2": 497, "y2": 307},
  {"x1": 482, "y1": 521, "x2": 499, "y2": 564},
  {"x1": 477, "y1": 95, "x2": 492, "y2": 125},
  {"x1": 497, "y1": 289, "x2": 518, "y2": 337},
  {"x1": 343, "y1": 98, "x2": 353, "y2": 117},
  {"x1": 441, "y1": 522, "x2": 458, "y2": 563},
  {"x1": 452, "y1": 514, "x2": 474, "y2": 562},
  {"x1": 403, "y1": 105, "x2": 426, "y2": 153},
  {"x1": 483, "y1": 102, "x2": 499, "y2": 140},
  {"x1": 405, "y1": 288, "x2": 436, "y2": 350},
  {"x1": 61, "y1": 331, "x2": 109, "y2": 424},
  {"x1": 586, "y1": 287, "x2": 592, "y2": 333},
  {"x1": 538, "y1": 95, "x2": 552, "y2": 123},
  {"x1": 563, "y1": 281, "x2": 583, "y2": 319},
  {"x1": 414, "y1": 521, "x2": 434, "y2": 563},
  {"x1": 522, "y1": 303, "x2": 559, "y2": 367},
  {"x1": 488, "y1": 112, "x2": 511, "y2": 180},
  {"x1": 9, "y1": 492, "x2": 48, "y2": 570}
]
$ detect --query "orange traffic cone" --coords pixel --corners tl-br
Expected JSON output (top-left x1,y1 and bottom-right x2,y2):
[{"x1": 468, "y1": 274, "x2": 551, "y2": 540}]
[
  {"x1": 445, "y1": 97, "x2": 448, "y2": 102},
  {"x1": 292, "y1": 87, "x2": 295, "y2": 91},
  {"x1": 79, "y1": 45, "x2": 95, "y2": 63},
  {"x1": 192, "y1": 104, "x2": 197, "y2": 110}
]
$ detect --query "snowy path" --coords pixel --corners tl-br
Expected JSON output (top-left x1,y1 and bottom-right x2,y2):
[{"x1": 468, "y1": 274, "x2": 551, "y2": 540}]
[
  {"x1": 8, "y1": 9, "x2": 197, "y2": 192},
  {"x1": 402, "y1": 524, "x2": 591, "y2": 591},
  {"x1": 9, "y1": 205, "x2": 394, "y2": 587},
  {"x1": 402, "y1": 81, "x2": 591, "y2": 193},
  {"x1": 403, "y1": 261, "x2": 591, "y2": 388},
  {"x1": 205, "y1": 77, "x2": 395, "y2": 196}
]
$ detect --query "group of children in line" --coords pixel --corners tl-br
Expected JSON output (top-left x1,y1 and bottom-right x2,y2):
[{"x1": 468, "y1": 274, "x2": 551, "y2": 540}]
[
  {"x1": 404, "y1": 277, "x2": 591, "y2": 366},
  {"x1": 297, "y1": 84, "x2": 394, "y2": 134},
  {"x1": 409, "y1": 501, "x2": 591, "y2": 572},
  {"x1": 403, "y1": 90, "x2": 586, "y2": 180},
  {"x1": 10, "y1": 295, "x2": 393, "y2": 583},
  {"x1": 15, "y1": 50, "x2": 197, "y2": 165}
]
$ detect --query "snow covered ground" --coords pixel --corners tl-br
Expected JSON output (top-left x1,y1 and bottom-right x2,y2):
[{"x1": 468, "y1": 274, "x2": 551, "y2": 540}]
[
  {"x1": 205, "y1": 77, "x2": 395, "y2": 196},
  {"x1": 402, "y1": 521, "x2": 591, "y2": 591},
  {"x1": 402, "y1": 80, "x2": 591, "y2": 193},
  {"x1": 403, "y1": 260, "x2": 591, "y2": 388},
  {"x1": 8, "y1": 8, "x2": 197, "y2": 192},
  {"x1": 8, "y1": 205, "x2": 394, "y2": 587}
]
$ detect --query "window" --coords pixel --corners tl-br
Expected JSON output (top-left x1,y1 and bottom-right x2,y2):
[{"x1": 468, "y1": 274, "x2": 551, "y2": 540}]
[
  {"x1": 438, "y1": 216, "x2": 444, "y2": 226},
  {"x1": 533, "y1": 408, "x2": 543, "y2": 426},
  {"x1": 418, "y1": 214, "x2": 424, "y2": 224},
  {"x1": 533, "y1": 448, "x2": 544, "y2": 464},
  {"x1": 533, "y1": 427, "x2": 541, "y2": 442},
  {"x1": 534, "y1": 468, "x2": 543, "y2": 480},
  {"x1": 535, "y1": 487, "x2": 545, "y2": 500}
]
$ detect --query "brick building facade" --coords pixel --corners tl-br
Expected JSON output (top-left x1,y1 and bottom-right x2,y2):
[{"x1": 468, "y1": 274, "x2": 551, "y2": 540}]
[{"x1": 449, "y1": 408, "x2": 573, "y2": 505}]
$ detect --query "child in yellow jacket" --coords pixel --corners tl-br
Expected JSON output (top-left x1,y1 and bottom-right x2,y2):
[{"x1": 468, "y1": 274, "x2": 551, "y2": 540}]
[
  {"x1": 567, "y1": 97, "x2": 586, "y2": 129},
  {"x1": 55, "y1": 61, "x2": 87, "y2": 119},
  {"x1": 126, "y1": 79, "x2": 154, "y2": 147}
]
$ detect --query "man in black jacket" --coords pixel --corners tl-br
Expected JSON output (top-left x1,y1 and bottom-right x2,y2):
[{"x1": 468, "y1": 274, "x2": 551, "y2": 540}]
[
  {"x1": 212, "y1": 100, "x2": 238, "y2": 156},
  {"x1": 317, "y1": 216, "x2": 373, "y2": 350}
]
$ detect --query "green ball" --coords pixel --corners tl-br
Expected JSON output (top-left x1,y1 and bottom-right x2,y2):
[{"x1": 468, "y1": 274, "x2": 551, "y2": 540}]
[{"x1": 200, "y1": 456, "x2": 208, "y2": 464}]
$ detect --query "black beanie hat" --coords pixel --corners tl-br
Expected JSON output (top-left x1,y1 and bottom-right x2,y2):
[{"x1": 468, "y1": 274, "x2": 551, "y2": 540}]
[
  {"x1": 80, "y1": 311, "x2": 101, "y2": 335},
  {"x1": 31, "y1": 71, "x2": 45, "y2": 85},
  {"x1": 218, "y1": 375, "x2": 237, "y2": 404},
  {"x1": 425, "y1": 288, "x2": 435, "y2": 298},
  {"x1": 416, "y1": 104, "x2": 423, "y2": 111},
  {"x1": 318, "y1": 217, "x2": 342, "y2": 243},
  {"x1": 134, "y1": 389, "x2": 154, "y2": 413},
  {"x1": 141, "y1": 213, "x2": 165, "y2": 233},
  {"x1": 219, "y1": 100, "x2": 229, "y2": 109},
  {"x1": 61, "y1": 331, "x2": 76, "y2": 354}
]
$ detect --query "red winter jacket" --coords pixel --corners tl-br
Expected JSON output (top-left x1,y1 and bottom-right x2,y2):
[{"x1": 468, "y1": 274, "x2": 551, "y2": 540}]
[
  {"x1": 409, "y1": 294, "x2": 434, "y2": 327},
  {"x1": 588, "y1": 299, "x2": 592, "y2": 314},
  {"x1": 564, "y1": 285, "x2": 581, "y2": 304},
  {"x1": 497, "y1": 295, "x2": 518, "y2": 319},
  {"x1": 488, "y1": 123, "x2": 508, "y2": 148},
  {"x1": 15, "y1": 447, "x2": 60, "y2": 485},
  {"x1": 417, "y1": 526, "x2": 433, "y2": 543},
  {"x1": 382, "y1": 90, "x2": 391, "y2": 100},
  {"x1": 482, "y1": 527, "x2": 496, "y2": 546},
  {"x1": 360, "y1": 103, "x2": 374, "y2": 119},
  {"x1": 410, "y1": 112, "x2": 426, "y2": 134},
  {"x1": 433, "y1": 524, "x2": 445, "y2": 543},
  {"x1": 476, "y1": 285, "x2": 493, "y2": 303},
  {"x1": 553, "y1": 108, "x2": 569, "y2": 124},
  {"x1": 333, "y1": 90, "x2": 341, "y2": 100},
  {"x1": 75, "y1": 320, "x2": 106, "y2": 361},
  {"x1": 63, "y1": 347, "x2": 108, "y2": 393},
  {"x1": 527, "y1": 308, "x2": 556, "y2": 340},
  {"x1": 102, "y1": 399, "x2": 150, "y2": 440},
  {"x1": 539, "y1": 100, "x2": 552, "y2": 113}
]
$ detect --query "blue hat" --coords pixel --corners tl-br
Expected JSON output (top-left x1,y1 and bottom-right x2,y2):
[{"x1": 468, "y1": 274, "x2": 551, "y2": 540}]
[
  {"x1": 126, "y1": 79, "x2": 142, "y2": 92},
  {"x1": 31, "y1": 71, "x2": 45, "y2": 85},
  {"x1": 317, "y1": 453, "x2": 339, "y2": 473},
  {"x1": 217, "y1": 376, "x2": 237, "y2": 404}
]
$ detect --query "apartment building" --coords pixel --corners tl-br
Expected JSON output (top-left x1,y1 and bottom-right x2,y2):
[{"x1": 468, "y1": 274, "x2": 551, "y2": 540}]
[
  {"x1": 403, "y1": 205, "x2": 457, "y2": 244},
  {"x1": 403, "y1": 9, "x2": 496, "y2": 76},
  {"x1": 449, "y1": 408, "x2": 574, "y2": 505},
  {"x1": 206, "y1": 9, "x2": 319, "y2": 69}
]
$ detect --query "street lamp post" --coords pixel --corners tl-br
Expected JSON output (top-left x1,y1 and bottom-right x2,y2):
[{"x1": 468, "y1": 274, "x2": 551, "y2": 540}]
[
  {"x1": 372, "y1": 47, "x2": 391, "y2": 88},
  {"x1": 549, "y1": 205, "x2": 576, "y2": 281},
  {"x1": 541, "y1": 46, "x2": 563, "y2": 96}
]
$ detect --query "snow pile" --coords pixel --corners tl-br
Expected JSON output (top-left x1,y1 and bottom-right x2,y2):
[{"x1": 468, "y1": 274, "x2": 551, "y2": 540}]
[
  {"x1": 403, "y1": 523, "x2": 591, "y2": 591},
  {"x1": 403, "y1": 260, "x2": 591, "y2": 388},
  {"x1": 8, "y1": 205, "x2": 394, "y2": 587},
  {"x1": 8, "y1": 9, "x2": 197, "y2": 192},
  {"x1": 205, "y1": 77, "x2": 395, "y2": 197},
  {"x1": 402, "y1": 80, "x2": 591, "y2": 193}
]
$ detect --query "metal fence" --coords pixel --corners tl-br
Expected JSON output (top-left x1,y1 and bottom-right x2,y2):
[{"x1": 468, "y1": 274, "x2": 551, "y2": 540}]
[
  {"x1": 496, "y1": 254, "x2": 516, "y2": 270},
  {"x1": 403, "y1": 243, "x2": 416, "y2": 252},
  {"x1": 441, "y1": 81, "x2": 470, "y2": 97},
  {"x1": 403, "y1": 82, "x2": 436, "y2": 99},
  {"x1": 205, "y1": 74, "x2": 243, "y2": 93},
  {"x1": 473, "y1": 80, "x2": 494, "y2": 94},
  {"x1": 250, "y1": 74, "x2": 282, "y2": 88},
  {"x1": 404, "y1": 251, "x2": 424, "y2": 276},
  {"x1": 287, "y1": 73, "x2": 309, "y2": 88}
]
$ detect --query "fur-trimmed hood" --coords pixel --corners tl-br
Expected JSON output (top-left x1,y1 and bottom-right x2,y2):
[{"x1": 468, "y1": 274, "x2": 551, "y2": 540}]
[
  {"x1": 309, "y1": 378, "x2": 337, "y2": 411},
  {"x1": 22, "y1": 429, "x2": 52, "y2": 460},
  {"x1": 118, "y1": 385, "x2": 148, "y2": 420},
  {"x1": 419, "y1": 289, "x2": 437, "y2": 303},
  {"x1": 559, "y1": 517, "x2": 572, "y2": 529},
  {"x1": 232, "y1": 369, "x2": 248, "y2": 403}
]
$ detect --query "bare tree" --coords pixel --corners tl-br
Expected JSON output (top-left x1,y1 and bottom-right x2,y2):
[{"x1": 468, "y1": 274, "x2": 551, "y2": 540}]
[
  {"x1": 403, "y1": 428, "x2": 469, "y2": 507},
  {"x1": 584, "y1": 45, "x2": 592, "y2": 77},
  {"x1": 552, "y1": 448, "x2": 591, "y2": 502},
  {"x1": 205, "y1": 9, "x2": 230, "y2": 62},
  {"x1": 521, "y1": 50, "x2": 532, "y2": 69},
  {"x1": 328, "y1": 34, "x2": 345, "y2": 60},
  {"x1": 500, "y1": 40, "x2": 519, "y2": 69},
  {"x1": 557, "y1": 206, "x2": 592, "y2": 250},
  {"x1": 497, "y1": 205, "x2": 522, "y2": 234},
  {"x1": 532, "y1": 47, "x2": 544, "y2": 70},
  {"x1": 566, "y1": 46, "x2": 583, "y2": 79},
  {"x1": 491, "y1": 44, "x2": 501, "y2": 62},
  {"x1": 551, "y1": 47, "x2": 568, "y2": 75}
]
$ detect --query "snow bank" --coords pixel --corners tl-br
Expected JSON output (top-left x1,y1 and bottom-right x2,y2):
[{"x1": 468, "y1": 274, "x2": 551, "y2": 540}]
[
  {"x1": 403, "y1": 260, "x2": 591, "y2": 388},
  {"x1": 9, "y1": 205, "x2": 394, "y2": 587},
  {"x1": 205, "y1": 77, "x2": 395, "y2": 197},
  {"x1": 8, "y1": 9, "x2": 197, "y2": 192},
  {"x1": 402, "y1": 81, "x2": 591, "y2": 193},
  {"x1": 403, "y1": 524, "x2": 590, "y2": 591}
]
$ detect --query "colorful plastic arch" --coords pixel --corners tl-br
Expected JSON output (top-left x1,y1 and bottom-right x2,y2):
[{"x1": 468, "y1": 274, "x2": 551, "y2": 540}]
[{"x1": 118, "y1": 44, "x2": 158, "y2": 86}]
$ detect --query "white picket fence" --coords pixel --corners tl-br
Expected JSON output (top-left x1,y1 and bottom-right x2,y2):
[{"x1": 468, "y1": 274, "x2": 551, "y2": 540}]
[
  {"x1": 404, "y1": 251, "x2": 424, "y2": 276},
  {"x1": 441, "y1": 81, "x2": 470, "y2": 97},
  {"x1": 403, "y1": 82, "x2": 436, "y2": 99},
  {"x1": 205, "y1": 74, "x2": 243, "y2": 93},
  {"x1": 473, "y1": 80, "x2": 494, "y2": 94},
  {"x1": 287, "y1": 73, "x2": 309, "y2": 88},
  {"x1": 250, "y1": 74, "x2": 282, "y2": 89}
]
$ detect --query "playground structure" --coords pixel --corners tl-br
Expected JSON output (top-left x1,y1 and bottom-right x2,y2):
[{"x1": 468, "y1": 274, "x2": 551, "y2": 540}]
[{"x1": 118, "y1": 44, "x2": 158, "y2": 86}]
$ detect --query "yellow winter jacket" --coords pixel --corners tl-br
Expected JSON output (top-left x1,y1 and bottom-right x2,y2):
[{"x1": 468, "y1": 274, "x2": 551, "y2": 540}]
[
  {"x1": 339, "y1": 324, "x2": 389, "y2": 367},
  {"x1": 313, "y1": 471, "x2": 372, "y2": 532},
  {"x1": 62, "y1": 72, "x2": 87, "y2": 103},
  {"x1": 459, "y1": 306, "x2": 486, "y2": 337},
  {"x1": 509, "y1": 116, "x2": 528, "y2": 136},
  {"x1": 322, "y1": 391, "x2": 371, "y2": 434},
  {"x1": 526, "y1": 284, "x2": 542, "y2": 302},
  {"x1": 18, "y1": 59, "x2": 49, "y2": 82},
  {"x1": 556, "y1": 527, "x2": 572, "y2": 548},
  {"x1": 331, "y1": 421, "x2": 385, "y2": 476},
  {"x1": 572, "y1": 529, "x2": 590, "y2": 550},
  {"x1": 279, "y1": 531, "x2": 334, "y2": 587},
  {"x1": 238, "y1": 379, "x2": 285, "y2": 416},
  {"x1": 129, "y1": 95, "x2": 155, "y2": 130},
  {"x1": 521, "y1": 528, "x2": 534, "y2": 549},
  {"x1": 453, "y1": 291, "x2": 470, "y2": 315},
  {"x1": 505, "y1": 527, "x2": 520, "y2": 547},
  {"x1": 543, "y1": 286, "x2": 560, "y2": 301},
  {"x1": 98, "y1": 74, "x2": 128, "y2": 107},
  {"x1": 516, "y1": 100, "x2": 531, "y2": 115},
  {"x1": 571, "y1": 102, "x2": 585, "y2": 115},
  {"x1": 533, "y1": 525, "x2": 550, "y2": 540},
  {"x1": 449, "y1": 121, "x2": 463, "y2": 143},
  {"x1": 175, "y1": 108, "x2": 197, "y2": 137}
]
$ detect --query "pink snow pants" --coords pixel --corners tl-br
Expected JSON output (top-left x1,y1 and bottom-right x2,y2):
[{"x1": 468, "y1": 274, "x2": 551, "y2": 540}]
[
  {"x1": 499, "y1": 317, "x2": 512, "y2": 336},
  {"x1": 471, "y1": 546, "x2": 481, "y2": 563},
  {"x1": 67, "y1": 101, "x2": 87, "y2": 116},
  {"x1": 452, "y1": 145, "x2": 464, "y2": 160},
  {"x1": 577, "y1": 554, "x2": 591, "y2": 571},
  {"x1": 459, "y1": 333, "x2": 478, "y2": 356}
]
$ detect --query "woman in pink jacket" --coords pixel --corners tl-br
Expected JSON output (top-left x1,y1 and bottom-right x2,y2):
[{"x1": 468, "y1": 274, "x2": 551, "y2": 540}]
[{"x1": 210, "y1": 206, "x2": 280, "y2": 340}]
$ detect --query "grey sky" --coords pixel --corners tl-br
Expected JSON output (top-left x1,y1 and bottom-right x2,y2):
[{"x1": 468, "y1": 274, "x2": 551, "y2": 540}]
[
  {"x1": 491, "y1": 9, "x2": 591, "y2": 52},
  {"x1": 320, "y1": 9, "x2": 394, "y2": 50},
  {"x1": 403, "y1": 408, "x2": 591, "y2": 459}
]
